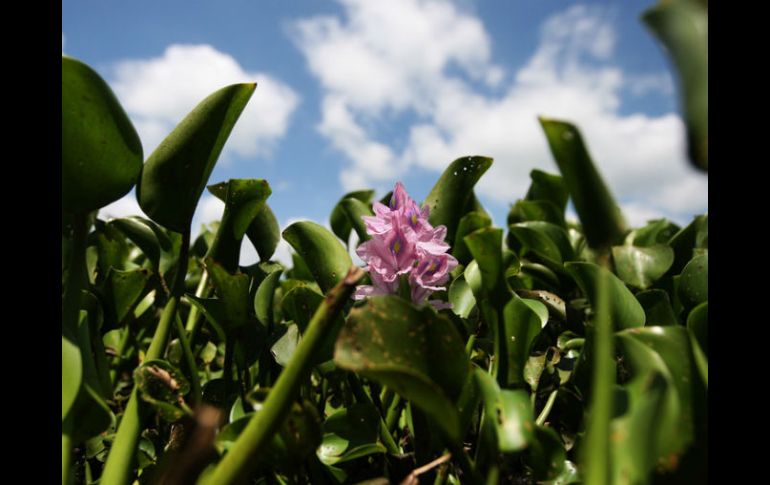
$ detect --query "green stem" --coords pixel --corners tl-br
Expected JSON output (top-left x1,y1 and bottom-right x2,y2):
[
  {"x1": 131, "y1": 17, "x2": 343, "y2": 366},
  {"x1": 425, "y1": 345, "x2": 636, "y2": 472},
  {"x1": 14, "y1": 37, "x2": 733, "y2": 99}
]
[
  {"x1": 581, "y1": 269, "x2": 614, "y2": 485},
  {"x1": 447, "y1": 441, "x2": 482, "y2": 484},
  {"x1": 348, "y1": 374, "x2": 400, "y2": 455},
  {"x1": 185, "y1": 270, "x2": 209, "y2": 343},
  {"x1": 535, "y1": 389, "x2": 559, "y2": 426},
  {"x1": 223, "y1": 337, "x2": 235, "y2": 407},
  {"x1": 465, "y1": 334, "x2": 476, "y2": 356},
  {"x1": 385, "y1": 394, "x2": 403, "y2": 435},
  {"x1": 201, "y1": 268, "x2": 364, "y2": 485},
  {"x1": 110, "y1": 326, "x2": 132, "y2": 388},
  {"x1": 175, "y1": 313, "x2": 201, "y2": 406},
  {"x1": 100, "y1": 231, "x2": 190, "y2": 485}
]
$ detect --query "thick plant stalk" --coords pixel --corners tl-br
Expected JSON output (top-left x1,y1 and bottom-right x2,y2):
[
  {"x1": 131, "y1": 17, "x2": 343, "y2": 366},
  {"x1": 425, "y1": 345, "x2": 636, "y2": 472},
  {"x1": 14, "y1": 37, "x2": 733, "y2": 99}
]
[
  {"x1": 581, "y1": 269, "x2": 614, "y2": 484},
  {"x1": 201, "y1": 267, "x2": 364, "y2": 485},
  {"x1": 100, "y1": 232, "x2": 190, "y2": 485},
  {"x1": 175, "y1": 314, "x2": 201, "y2": 405},
  {"x1": 185, "y1": 270, "x2": 209, "y2": 342}
]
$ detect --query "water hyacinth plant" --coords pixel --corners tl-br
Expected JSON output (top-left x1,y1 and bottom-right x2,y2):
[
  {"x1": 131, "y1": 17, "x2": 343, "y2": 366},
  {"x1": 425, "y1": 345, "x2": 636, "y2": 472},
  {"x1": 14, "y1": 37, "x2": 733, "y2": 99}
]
[{"x1": 62, "y1": 2, "x2": 707, "y2": 484}]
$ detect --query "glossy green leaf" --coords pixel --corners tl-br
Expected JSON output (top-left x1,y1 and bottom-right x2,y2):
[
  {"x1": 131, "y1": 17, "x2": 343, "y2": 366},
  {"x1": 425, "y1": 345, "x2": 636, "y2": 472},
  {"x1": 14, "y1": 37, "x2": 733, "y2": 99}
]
[
  {"x1": 565, "y1": 262, "x2": 645, "y2": 330},
  {"x1": 137, "y1": 83, "x2": 256, "y2": 232},
  {"x1": 92, "y1": 219, "x2": 131, "y2": 274},
  {"x1": 643, "y1": 0, "x2": 708, "y2": 170},
  {"x1": 475, "y1": 369, "x2": 534, "y2": 453},
  {"x1": 635, "y1": 289, "x2": 679, "y2": 327},
  {"x1": 667, "y1": 214, "x2": 707, "y2": 275},
  {"x1": 463, "y1": 227, "x2": 503, "y2": 295},
  {"x1": 508, "y1": 221, "x2": 574, "y2": 267},
  {"x1": 626, "y1": 218, "x2": 680, "y2": 247},
  {"x1": 254, "y1": 270, "x2": 282, "y2": 329},
  {"x1": 281, "y1": 284, "x2": 324, "y2": 332},
  {"x1": 539, "y1": 118, "x2": 626, "y2": 249},
  {"x1": 340, "y1": 197, "x2": 375, "y2": 243},
  {"x1": 507, "y1": 200, "x2": 566, "y2": 228},
  {"x1": 62, "y1": 336, "x2": 82, "y2": 420},
  {"x1": 687, "y1": 301, "x2": 708, "y2": 357},
  {"x1": 283, "y1": 221, "x2": 353, "y2": 293},
  {"x1": 612, "y1": 244, "x2": 674, "y2": 289},
  {"x1": 615, "y1": 326, "x2": 698, "y2": 464},
  {"x1": 330, "y1": 190, "x2": 375, "y2": 243},
  {"x1": 206, "y1": 179, "x2": 272, "y2": 271},
  {"x1": 246, "y1": 203, "x2": 281, "y2": 262},
  {"x1": 205, "y1": 258, "x2": 251, "y2": 331},
  {"x1": 101, "y1": 267, "x2": 152, "y2": 331},
  {"x1": 453, "y1": 211, "x2": 492, "y2": 265},
  {"x1": 448, "y1": 276, "x2": 476, "y2": 319},
  {"x1": 424, "y1": 156, "x2": 493, "y2": 242},
  {"x1": 677, "y1": 253, "x2": 707, "y2": 310},
  {"x1": 317, "y1": 403, "x2": 387, "y2": 465},
  {"x1": 108, "y1": 216, "x2": 172, "y2": 269},
  {"x1": 186, "y1": 296, "x2": 228, "y2": 338},
  {"x1": 525, "y1": 169, "x2": 569, "y2": 212},
  {"x1": 504, "y1": 294, "x2": 547, "y2": 387},
  {"x1": 271, "y1": 323, "x2": 301, "y2": 367},
  {"x1": 335, "y1": 295, "x2": 469, "y2": 443},
  {"x1": 62, "y1": 56, "x2": 143, "y2": 213}
]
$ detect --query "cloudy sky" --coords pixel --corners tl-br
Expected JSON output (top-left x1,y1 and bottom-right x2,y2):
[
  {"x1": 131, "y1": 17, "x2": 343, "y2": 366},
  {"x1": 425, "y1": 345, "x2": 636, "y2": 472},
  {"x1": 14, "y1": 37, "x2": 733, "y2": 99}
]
[{"x1": 63, "y1": 0, "x2": 707, "y2": 266}]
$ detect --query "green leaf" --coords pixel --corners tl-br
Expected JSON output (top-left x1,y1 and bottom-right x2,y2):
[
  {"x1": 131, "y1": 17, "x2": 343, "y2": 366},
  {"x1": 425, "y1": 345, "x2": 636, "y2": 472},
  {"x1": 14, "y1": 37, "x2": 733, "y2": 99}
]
[
  {"x1": 205, "y1": 258, "x2": 251, "y2": 331},
  {"x1": 611, "y1": 244, "x2": 674, "y2": 289},
  {"x1": 62, "y1": 336, "x2": 82, "y2": 421},
  {"x1": 635, "y1": 289, "x2": 679, "y2": 327},
  {"x1": 615, "y1": 326, "x2": 699, "y2": 464},
  {"x1": 448, "y1": 276, "x2": 476, "y2": 319},
  {"x1": 330, "y1": 190, "x2": 375, "y2": 243},
  {"x1": 626, "y1": 218, "x2": 680, "y2": 247},
  {"x1": 677, "y1": 253, "x2": 707, "y2": 310},
  {"x1": 254, "y1": 270, "x2": 282, "y2": 329},
  {"x1": 643, "y1": 0, "x2": 708, "y2": 170},
  {"x1": 185, "y1": 296, "x2": 228, "y2": 340},
  {"x1": 340, "y1": 197, "x2": 375, "y2": 243},
  {"x1": 508, "y1": 221, "x2": 575, "y2": 268},
  {"x1": 283, "y1": 221, "x2": 353, "y2": 293},
  {"x1": 206, "y1": 179, "x2": 272, "y2": 271},
  {"x1": 335, "y1": 296, "x2": 470, "y2": 443},
  {"x1": 100, "y1": 267, "x2": 152, "y2": 331},
  {"x1": 137, "y1": 83, "x2": 256, "y2": 232},
  {"x1": 271, "y1": 323, "x2": 301, "y2": 367},
  {"x1": 62, "y1": 56, "x2": 143, "y2": 214},
  {"x1": 687, "y1": 301, "x2": 708, "y2": 358},
  {"x1": 246, "y1": 203, "x2": 281, "y2": 262},
  {"x1": 503, "y1": 294, "x2": 547, "y2": 387},
  {"x1": 317, "y1": 403, "x2": 387, "y2": 465},
  {"x1": 507, "y1": 200, "x2": 566, "y2": 228},
  {"x1": 463, "y1": 227, "x2": 504, "y2": 295},
  {"x1": 424, "y1": 156, "x2": 493, "y2": 242},
  {"x1": 453, "y1": 211, "x2": 492, "y2": 265},
  {"x1": 281, "y1": 284, "x2": 324, "y2": 332},
  {"x1": 475, "y1": 369, "x2": 534, "y2": 453},
  {"x1": 565, "y1": 262, "x2": 645, "y2": 330},
  {"x1": 108, "y1": 216, "x2": 172, "y2": 270},
  {"x1": 667, "y1": 214, "x2": 707, "y2": 275},
  {"x1": 526, "y1": 169, "x2": 569, "y2": 209},
  {"x1": 539, "y1": 118, "x2": 626, "y2": 249},
  {"x1": 70, "y1": 383, "x2": 114, "y2": 443}
]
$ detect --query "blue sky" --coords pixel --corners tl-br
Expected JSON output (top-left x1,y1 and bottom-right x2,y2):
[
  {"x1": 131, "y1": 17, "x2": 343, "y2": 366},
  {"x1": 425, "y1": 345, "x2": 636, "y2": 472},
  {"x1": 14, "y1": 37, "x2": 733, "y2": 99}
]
[{"x1": 63, "y1": 0, "x2": 707, "y2": 266}]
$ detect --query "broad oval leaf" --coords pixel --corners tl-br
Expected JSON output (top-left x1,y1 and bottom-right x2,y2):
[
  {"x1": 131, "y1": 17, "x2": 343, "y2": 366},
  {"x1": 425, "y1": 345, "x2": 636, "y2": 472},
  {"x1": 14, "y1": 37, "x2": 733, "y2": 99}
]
[
  {"x1": 137, "y1": 83, "x2": 256, "y2": 232},
  {"x1": 539, "y1": 118, "x2": 626, "y2": 249},
  {"x1": 335, "y1": 296, "x2": 470, "y2": 443},
  {"x1": 565, "y1": 262, "x2": 645, "y2": 330},
  {"x1": 283, "y1": 221, "x2": 352, "y2": 293},
  {"x1": 246, "y1": 203, "x2": 281, "y2": 262},
  {"x1": 340, "y1": 197, "x2": 374, "y2": 243},
  {"x1": 329, "y1": 190, "x2": 375, "y2": 243},
  {"x1": 612, "y1": 244, "x2": 674, "y2": 289},
  {"x1": 317, "y1": 403, "x2": 387, "y2": 465},
  {"x1": 205, "y1": 258, "x2": 251, "y2": 331},
  {"x1": 508, "y1": 221, "x2": 575, "y2": 268},
  {"x1": 254, "y1": 270, "x2": 282, "y2": 329},
  {"x1": 678, "y1": 253, "x2": 707, "y2": 310},
  {"x1": 504, "y1": 294, "x2": 547, "y2": 387},
  {"x1": 687, "y1": 301, "x2": 707, "y2": 357},
  {"x1": 424, "y1": 156, "x2": 493, "y2": 242},
  {"x1": 525, "y1": 169, "x2": 569, "y2": 212},
  {"x1": 464, "y1": 227, "x2": 503, "y2": 295},
  {"x1": 453, "y1": 211, "x2": 492, "y2": 265},
  {"x1": 62, "y1": 56, "x2": 143, "y2": 213},
  {"x1": 62, "y1": 336, "x2": 82, "y2": 420},
  {"x1": 636, "y1": 289, "x2": 679, "y2": 327},
  {"x1": 448, "y1": 276, "x2": 476, "y2": 319},
  {"x1": 475, "y1": 369, "x2": 535, "y2": 453}
]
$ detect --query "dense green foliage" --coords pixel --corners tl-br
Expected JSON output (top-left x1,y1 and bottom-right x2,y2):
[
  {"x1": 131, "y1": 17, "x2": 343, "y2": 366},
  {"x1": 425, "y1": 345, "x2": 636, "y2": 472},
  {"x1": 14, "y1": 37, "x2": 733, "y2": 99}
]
[{"x1": 62, "y1": 2, "x2": 707, "y2": 483}]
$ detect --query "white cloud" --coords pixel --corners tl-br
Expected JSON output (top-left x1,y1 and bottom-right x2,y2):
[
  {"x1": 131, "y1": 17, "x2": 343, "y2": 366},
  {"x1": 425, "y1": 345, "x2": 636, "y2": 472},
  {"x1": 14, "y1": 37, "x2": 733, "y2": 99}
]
[
  {"x1": 293, "y1": 1, "x2": 707, "y2": 224},
  {"x1": 110, "y1": 44, "x2": 299, "y2": 158}
]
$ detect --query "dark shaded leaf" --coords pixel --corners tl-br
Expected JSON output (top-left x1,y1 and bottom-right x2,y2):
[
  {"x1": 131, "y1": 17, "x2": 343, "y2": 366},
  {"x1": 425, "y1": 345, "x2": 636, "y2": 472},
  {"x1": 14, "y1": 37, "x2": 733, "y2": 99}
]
[
  {"x1": 636, "y1": 289, "x2": 679, "y2": 327},
  {"x1": 677, "y1": 253, "x2": 707, "y2": 310},
  {"x1": 565, "y1": 262, "x2": 645, "y2": 330},
  {"x1": 317, "y1": 403, "x2": 387, "y2": 465},
  {"x1": 453, "y1": 211, "x2": 492, "y2": 265},
  {"x1": 246, "y1": 203, "x2": 281, "y2": 262},
  {"x1": 283, "y1": 221, "x2": 353, "y2": 293},
  {"x1": 612, "y1": 244, "x2": 674, "y2": 289},
  {"x1": 330, "y1": 190, "x2": 375, "y2": 243}
]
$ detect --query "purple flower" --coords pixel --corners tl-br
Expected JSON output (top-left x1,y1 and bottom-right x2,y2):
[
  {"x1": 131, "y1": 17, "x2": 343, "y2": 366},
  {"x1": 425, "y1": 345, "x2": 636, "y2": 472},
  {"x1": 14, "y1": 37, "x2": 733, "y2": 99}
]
[{"x1": 354, "y1": 182, "x2": 458, "y2": 309}]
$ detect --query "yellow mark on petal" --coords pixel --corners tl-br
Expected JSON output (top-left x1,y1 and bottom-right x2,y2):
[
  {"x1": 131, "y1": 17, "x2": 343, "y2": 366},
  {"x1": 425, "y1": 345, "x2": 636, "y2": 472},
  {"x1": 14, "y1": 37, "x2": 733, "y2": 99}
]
[
  {"x1": 411, "y1": 213, "x2": 418, "y2": 226},
  {"x1": 393, "y1": 241, "x2": 401, "y2": 254}
]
